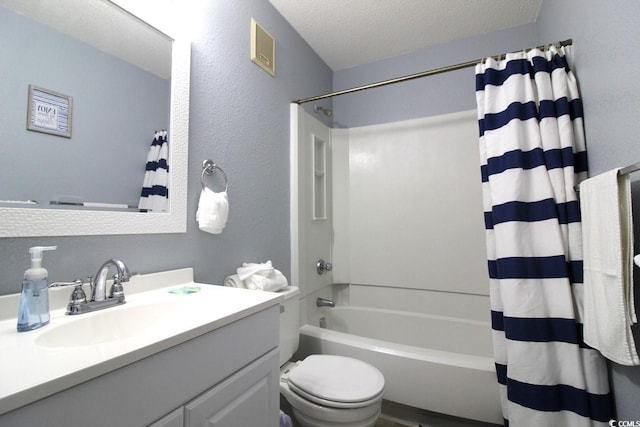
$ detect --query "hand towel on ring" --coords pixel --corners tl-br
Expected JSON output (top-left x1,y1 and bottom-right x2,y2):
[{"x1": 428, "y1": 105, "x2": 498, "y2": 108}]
[{"x1": 196, "y1": 188, "x2": 228, "y2": 234}]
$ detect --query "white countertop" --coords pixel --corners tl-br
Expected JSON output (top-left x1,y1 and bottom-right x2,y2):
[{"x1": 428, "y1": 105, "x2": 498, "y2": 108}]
[{"x1": 0, "y1": 268, "x2": 282, "y2": 415}]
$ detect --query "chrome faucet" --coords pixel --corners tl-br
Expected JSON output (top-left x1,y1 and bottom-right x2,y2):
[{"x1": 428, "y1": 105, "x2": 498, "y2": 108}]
[
  {"x1": 93, "y1": 258, "x2": 131, "y2": 302},
  {"x1": 316, "y1": 297, "x2": 335, "y2": 308},
  {"x1": 53, "y1": 259, "x2": 132, "y2": 315}
]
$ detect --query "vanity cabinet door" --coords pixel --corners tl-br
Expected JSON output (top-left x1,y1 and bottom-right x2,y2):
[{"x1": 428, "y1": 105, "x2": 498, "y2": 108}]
[
  {"x1": 149, "y1": 407, "x2": 184, "y2": 427},
  {"x1": 185, "y1": 348, "x2": 279, "y2": 427}
]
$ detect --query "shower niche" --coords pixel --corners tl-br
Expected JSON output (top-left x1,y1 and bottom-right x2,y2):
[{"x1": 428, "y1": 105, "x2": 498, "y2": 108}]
[{"x1": 312, "y1": 135, "x2": 327, "y2": 220}]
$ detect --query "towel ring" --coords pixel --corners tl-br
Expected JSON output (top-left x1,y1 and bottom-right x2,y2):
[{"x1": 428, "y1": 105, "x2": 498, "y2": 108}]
[{"x1": 201, "y1": 159, "x2": 228, "y2": 192}]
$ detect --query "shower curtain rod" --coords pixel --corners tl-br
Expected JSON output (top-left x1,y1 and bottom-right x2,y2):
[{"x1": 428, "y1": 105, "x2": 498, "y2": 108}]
[{"x1": 294, "y1": 38, "x2": 573, "y2": 104}]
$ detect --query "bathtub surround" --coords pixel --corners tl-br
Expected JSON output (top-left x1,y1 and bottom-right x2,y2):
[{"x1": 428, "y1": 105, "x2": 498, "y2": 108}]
[
  {"x1": 323, "y1": 109, "x2": 498, "y2": 422},
  {"x1": 477, "y1": 47, "x2": 611, "y2": 424},
  {"x1": 331, "y1": 110, "x2": 487, "y2": 296}
]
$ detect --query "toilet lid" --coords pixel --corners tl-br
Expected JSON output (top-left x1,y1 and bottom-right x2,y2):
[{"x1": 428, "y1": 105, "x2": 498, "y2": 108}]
[{"x1": 288, "y1": 355, "x2": 385, "y2": 404}]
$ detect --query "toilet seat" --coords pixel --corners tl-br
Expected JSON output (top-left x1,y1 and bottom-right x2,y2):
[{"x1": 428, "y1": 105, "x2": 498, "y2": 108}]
[
  {"x1": 288, "y1": 382, "x2": 384, "y2": 409},
  {"x1": 287, "y1": 355, "x2": 385, "y2": 409}
]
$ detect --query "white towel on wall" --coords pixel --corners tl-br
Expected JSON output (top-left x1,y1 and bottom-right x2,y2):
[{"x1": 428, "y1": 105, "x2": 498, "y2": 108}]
[
  {"x1": 580, "y1": 168, "x2": 639, "y2": 365},
  {"x1": 196, "y1": 188, "x2": 228, "y2": 234}
]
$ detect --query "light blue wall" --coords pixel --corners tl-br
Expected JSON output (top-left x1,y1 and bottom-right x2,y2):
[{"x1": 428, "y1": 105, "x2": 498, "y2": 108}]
[
  {"x1": 537, "y1": 0, "x2": 640, "y2": 176},
  {"x1": 332, "y1": 24, "x2": 538, "y2": 128},
  {"x1": 536, "y1": 0, "x2": 640, "y2": 420},
  {"x1": 0, "y1": 0, "x2": 332, "y2": 294}
]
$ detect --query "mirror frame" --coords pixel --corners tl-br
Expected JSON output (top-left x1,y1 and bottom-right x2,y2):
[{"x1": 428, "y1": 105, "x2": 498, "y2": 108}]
[{"x1": 0, "y1": 11, "x2": 189, "y2": 237}]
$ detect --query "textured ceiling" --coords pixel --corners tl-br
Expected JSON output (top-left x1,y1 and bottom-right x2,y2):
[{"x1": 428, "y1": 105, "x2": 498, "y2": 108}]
[{"x1": 269, "y1": 0, "x2": 543, "y2": 71}]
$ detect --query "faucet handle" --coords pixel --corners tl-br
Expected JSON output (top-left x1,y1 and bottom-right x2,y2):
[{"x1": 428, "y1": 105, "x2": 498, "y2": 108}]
[
  {"x1": 49, "y1": 278, "x2": 84, "y2": 288},
  {"x1": 316, "y1": 259, "x2": 333, "y2": 275},
  {"x1": 70, "y1": 283, "x2": 87, "y2": 303},
  {"x1": 82, "y1": 275, "x2": 95, "y2": 302},
  {"x1": 67, "y1": 280, "x2": 88, "y2": 314},
  {"x1": 109, "y1": 273, "x2": 126, "y2": 301}
]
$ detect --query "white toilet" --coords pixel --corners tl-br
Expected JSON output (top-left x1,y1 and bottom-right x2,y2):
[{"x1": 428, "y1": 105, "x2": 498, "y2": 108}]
[{"x1": 279, "y1": 287, "x2": 385, "y2": 427}]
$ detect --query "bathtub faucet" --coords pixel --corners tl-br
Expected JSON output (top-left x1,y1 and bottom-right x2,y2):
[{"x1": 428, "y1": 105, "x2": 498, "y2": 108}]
[{"x1": 316, "y1": 297, "x2": 335, "y2": 308}]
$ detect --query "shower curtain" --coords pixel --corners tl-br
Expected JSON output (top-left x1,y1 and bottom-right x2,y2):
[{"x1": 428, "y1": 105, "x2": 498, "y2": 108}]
[
  {"x1": 139, "y1": 130, "x2": 169, "y2": 212},
  {"x1": 476, "y1": 47, "x2": 612, "y2": 426}
]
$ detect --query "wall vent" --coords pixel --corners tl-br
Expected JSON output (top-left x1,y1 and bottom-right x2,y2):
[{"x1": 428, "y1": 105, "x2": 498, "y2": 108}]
[{"x1": 251, "y1": 18, "x2": 275, "y2": 76}]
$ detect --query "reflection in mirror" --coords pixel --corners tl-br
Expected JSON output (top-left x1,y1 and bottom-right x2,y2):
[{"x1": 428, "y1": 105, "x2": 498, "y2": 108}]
[
  {"x1": 0, "y1": 0, "x2": 171, "y2": 210},
  {"x1": 0, "y1": 0, "x2": 190, "y2": 236}
]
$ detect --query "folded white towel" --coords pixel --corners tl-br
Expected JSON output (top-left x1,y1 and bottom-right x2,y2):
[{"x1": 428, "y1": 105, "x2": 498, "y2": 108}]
[
  {"x1": 237, "y1": 260, "x2": 274, "y2": 280},
  {"x1": 580, "y1": 168, "x2": 639, "y2": 365},
  {"x1": 235, "y1": 261, "x2": 288, "y2": 292},
  {"x1": 223, "y1": 274, "x2": 245, "y2": 288},
  {"x1": 244, "y1": 269, "x2": 288, "y2": 292},
  {"x1": 196, "y1": 188, "x2": 229, "y2": 234}
]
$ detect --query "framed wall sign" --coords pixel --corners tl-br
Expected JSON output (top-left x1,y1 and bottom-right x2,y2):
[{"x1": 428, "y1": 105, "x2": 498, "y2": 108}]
[{"x1": 26, "y1": 85, "x2": 73, "y2": 138}]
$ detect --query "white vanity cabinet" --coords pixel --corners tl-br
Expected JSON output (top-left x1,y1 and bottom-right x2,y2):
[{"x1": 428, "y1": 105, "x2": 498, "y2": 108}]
[
  {"x1": 150, "y1": 408, "x2": 184, "y2": 427},
  {"x1": 183, "y1": 349, "x2": 279, "y2": 426},
  {"x1": 0, "y1": 305, "x2": 280, "y2": 427},
  {"x1": 149, "y1": 349, "x2": 279, "y2": 427}
]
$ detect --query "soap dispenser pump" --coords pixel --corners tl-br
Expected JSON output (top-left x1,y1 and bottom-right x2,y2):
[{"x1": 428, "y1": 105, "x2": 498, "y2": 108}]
[{"x1": 17, "y1": 246, "x2": 57, "y2": 332}]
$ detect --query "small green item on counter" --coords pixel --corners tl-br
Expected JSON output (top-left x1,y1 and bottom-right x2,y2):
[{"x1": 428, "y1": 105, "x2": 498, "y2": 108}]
[{"x1": 168, "y1": 285, "x2": 202, "y2": 294}]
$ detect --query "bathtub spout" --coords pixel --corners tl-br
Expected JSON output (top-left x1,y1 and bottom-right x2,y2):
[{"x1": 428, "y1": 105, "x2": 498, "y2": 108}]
[{"x1": 316, "y1": 297, "x2": 335, "y2": 308}]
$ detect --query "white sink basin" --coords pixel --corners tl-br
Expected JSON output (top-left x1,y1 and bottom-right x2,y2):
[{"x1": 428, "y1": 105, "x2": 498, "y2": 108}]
[
  {"x1": 0, "y1": 268, "x2": 283, "y2": 416},
  {"x1": 35, "y1": 300, "x2": 184, "y2": 348}
]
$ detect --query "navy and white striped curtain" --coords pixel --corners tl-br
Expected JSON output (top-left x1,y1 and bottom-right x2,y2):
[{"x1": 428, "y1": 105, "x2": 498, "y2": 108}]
[
  {"x1": 138, "y1": 130, "x2": 169, "y2": 212},
  {"x1": 475, "y1": 46, "x2": 613, "y2": 426}
]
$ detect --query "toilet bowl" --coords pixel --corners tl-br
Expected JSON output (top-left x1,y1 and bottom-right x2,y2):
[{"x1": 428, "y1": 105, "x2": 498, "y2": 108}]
[
  {"x1": 277, "y1": 287, "x2": 385, "y2": 427},
  {"x1": 280, "y1": 355, "x2": 385, "y2": 427}
]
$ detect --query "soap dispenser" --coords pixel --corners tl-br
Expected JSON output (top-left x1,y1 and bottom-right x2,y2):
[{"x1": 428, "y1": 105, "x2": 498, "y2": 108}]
[{"x1": 17, "y1": 246, "x2": 57, "y2": 332}]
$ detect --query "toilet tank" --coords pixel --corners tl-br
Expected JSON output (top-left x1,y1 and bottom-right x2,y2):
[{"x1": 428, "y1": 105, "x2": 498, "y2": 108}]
[{"x1": 278, "y1": 286, "x2": 300, "y2": 366}]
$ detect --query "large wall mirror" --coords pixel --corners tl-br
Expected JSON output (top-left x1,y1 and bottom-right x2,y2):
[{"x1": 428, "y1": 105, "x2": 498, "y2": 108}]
[{"x1": 0, "y1": 0, "x2": 189, "y2": 237}]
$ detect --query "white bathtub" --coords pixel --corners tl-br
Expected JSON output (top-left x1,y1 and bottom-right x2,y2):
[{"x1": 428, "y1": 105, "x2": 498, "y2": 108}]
[{"x1": 296, "y1": 306, "x2": 502, "y2": 425}]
